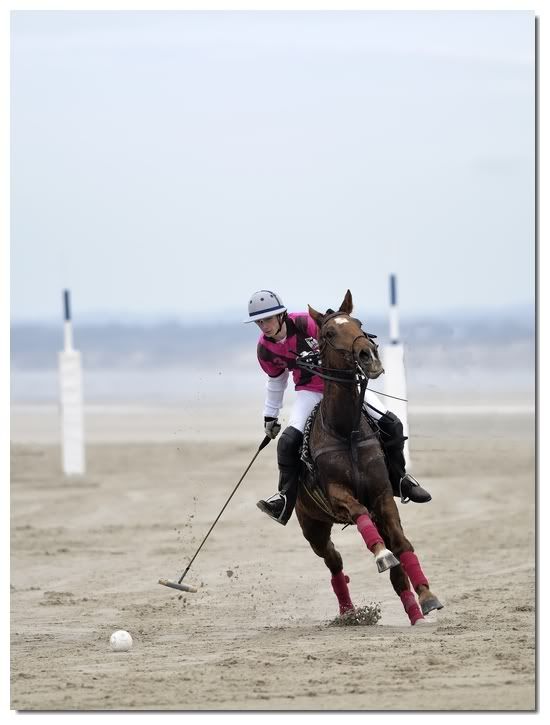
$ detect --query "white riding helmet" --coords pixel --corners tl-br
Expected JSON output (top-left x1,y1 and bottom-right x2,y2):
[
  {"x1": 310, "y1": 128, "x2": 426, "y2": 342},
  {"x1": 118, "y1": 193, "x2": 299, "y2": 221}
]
[{"x1": 244, "y1": 290, "x2": 287, "y2": 323}]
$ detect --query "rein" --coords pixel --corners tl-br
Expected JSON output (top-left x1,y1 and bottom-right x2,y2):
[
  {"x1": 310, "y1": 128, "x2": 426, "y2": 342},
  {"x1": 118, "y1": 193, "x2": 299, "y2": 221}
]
[
  {"x1": 294, "y1": 352, "x2": 408, "y2": 402},
  {"x1": 293, "y1": 311, "x2": 377, "y2": 387},
  {"x1": 294, "y1": 312, "x2": 376, "y2": 388},
  {"x1": 292, "y1": 311, "x2": 408, "y2": 402},
  {"x1": 294, "y1": 353, "x2": 357, "y2": 385}
]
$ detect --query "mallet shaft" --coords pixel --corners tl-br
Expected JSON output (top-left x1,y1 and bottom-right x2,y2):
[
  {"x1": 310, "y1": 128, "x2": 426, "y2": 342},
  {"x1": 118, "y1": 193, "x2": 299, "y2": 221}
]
[{"x1": 177, "y1": 435, "x2": 271, "y2": 584}]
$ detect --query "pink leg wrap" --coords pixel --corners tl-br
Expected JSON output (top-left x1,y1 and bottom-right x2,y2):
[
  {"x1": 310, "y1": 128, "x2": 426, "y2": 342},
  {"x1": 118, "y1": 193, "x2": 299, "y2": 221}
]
[
  {"x1": 400, "y1": 589, "x2": 424, "y2": 625},
  {"x1": 356, "y1": 513, "x2": 384, "y2": 552},
  {"x1": 399, "y1": 551, "x2": 429, "y2": 590},
  {"x1": 331, "y1": 572, "x2": 354, "y2": 615}
]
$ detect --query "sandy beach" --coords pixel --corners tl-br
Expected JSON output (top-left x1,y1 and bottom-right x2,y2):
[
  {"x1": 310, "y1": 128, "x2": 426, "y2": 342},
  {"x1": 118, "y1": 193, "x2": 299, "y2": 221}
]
[
  {"x1": 10, "y1": 5, "x2": 536, "y2": 713},
  {"x1": 10, "y1": 402, "x2": 535, "y2": 711}
]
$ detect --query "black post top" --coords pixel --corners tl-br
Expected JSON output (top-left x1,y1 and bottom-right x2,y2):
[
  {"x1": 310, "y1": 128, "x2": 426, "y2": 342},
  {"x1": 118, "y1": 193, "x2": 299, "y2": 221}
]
[
  {"x1": 390, "y1": 274, "x2": 397, "y2": 306},
  {"x1": 63, "y1": 290, "x2": 71, "y2": 321}
]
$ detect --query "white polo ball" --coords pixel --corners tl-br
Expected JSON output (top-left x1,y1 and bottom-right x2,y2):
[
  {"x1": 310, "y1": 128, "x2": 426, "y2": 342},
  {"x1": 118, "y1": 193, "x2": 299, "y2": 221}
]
[{"x1": 110, "y1": 629, "x2": 133, "y2": 652}]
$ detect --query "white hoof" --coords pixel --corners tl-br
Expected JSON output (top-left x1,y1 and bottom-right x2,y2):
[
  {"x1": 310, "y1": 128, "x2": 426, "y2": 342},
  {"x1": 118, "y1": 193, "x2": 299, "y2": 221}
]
[{"x1": 375, "y1": 548, "x2": 400, "y2": 573}]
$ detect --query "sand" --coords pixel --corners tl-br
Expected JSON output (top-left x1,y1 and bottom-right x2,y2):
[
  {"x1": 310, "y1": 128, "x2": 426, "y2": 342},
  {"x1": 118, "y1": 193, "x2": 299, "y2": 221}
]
[{"x1": 10, "y1": 404, "x2": 535, "y2": 711}]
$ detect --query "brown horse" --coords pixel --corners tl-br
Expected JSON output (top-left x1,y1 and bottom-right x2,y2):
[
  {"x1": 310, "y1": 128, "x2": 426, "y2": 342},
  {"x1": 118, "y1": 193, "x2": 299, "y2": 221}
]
[{"x1": 294, "y1": 290, "x2": 442, "y2": 625}]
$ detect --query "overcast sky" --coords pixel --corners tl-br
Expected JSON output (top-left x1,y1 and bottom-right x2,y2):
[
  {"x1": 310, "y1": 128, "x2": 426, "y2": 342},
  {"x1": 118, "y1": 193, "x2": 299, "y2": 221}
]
[{"x1": 10, "y1": 10, "x2": 535, "y2": 322}]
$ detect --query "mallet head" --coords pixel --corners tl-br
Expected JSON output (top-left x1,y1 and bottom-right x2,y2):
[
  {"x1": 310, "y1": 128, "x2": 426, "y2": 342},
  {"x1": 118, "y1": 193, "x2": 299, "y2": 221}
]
[{"x1": 158, "y1": 578, "x2": 198, "y2": 593}]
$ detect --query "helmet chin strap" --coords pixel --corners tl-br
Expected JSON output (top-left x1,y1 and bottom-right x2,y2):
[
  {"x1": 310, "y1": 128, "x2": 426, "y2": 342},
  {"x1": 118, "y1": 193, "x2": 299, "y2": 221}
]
[{"x1": 273, "y1": 311, "x2": 287, "y2": 338}]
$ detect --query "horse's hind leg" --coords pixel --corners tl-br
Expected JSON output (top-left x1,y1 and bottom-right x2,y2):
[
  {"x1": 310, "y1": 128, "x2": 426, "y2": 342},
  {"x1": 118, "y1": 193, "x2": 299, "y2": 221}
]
[
  {"x1": 373, "y1": 493, "x2": 443, "y2": 620},
  {"x1": 388, "y1": 565, "x2": 425, "y2": 626},
  {"x1": 400, "y1": 553, "x2": 443, "y2": 617},
  {"x1": 296, "y1": 510, "x2": 354, "y2": 615}
]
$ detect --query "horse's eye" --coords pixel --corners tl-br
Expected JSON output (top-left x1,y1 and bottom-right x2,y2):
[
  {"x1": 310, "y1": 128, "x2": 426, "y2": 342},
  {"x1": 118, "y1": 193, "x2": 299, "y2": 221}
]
[{"x1": 325, "y1": 329, "x2": 335, "y2": 339}]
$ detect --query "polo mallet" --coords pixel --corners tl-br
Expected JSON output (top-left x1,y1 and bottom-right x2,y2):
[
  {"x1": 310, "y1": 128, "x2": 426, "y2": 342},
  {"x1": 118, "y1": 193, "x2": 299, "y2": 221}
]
[{"x1": 159, "y1": 435, "x2": 272, "y2": 593}]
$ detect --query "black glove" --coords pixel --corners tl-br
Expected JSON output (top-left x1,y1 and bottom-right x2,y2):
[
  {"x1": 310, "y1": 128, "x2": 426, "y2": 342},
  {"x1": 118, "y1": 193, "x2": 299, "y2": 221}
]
[{"x1": 264, "y1": 416, "x2": 281, "y2": 440}]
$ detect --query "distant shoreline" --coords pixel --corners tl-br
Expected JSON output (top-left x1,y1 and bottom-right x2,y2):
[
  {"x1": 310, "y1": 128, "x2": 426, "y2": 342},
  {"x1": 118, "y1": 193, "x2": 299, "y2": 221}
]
[{"x1": 10, "y1": 400, "x2": 535, "y2": 446}]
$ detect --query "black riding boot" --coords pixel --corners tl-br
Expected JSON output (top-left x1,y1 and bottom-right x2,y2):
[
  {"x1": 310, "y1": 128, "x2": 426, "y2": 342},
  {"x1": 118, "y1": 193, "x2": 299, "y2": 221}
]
[
  {"x1": 376, "y1": 411, "x2": 432, "y2": 504},
  {"x1": 257, "y1": 426, "x2": 303, "y2": 525}
]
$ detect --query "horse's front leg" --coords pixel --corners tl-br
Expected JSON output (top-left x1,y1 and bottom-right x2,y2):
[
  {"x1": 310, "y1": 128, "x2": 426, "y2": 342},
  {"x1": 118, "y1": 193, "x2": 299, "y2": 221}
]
[
  {"x1": 294, "y1": 503, "x2": 355, "y2": 616},
  {"x1": 325, "y1": 482, "x2": 399, "y2": 573},
  {"x1": 372, "y1": 491, "x2": 443, "y2": 619}
]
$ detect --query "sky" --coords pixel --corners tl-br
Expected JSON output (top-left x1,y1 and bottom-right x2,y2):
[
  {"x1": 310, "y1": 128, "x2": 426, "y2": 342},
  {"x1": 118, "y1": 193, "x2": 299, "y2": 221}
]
[{"x1": 10, "y1": 9, "x2": 535, "y2": 322}]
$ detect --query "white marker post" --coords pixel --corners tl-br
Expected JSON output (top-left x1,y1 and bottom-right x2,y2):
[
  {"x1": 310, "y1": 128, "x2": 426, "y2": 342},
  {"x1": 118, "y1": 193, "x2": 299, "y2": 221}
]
[
  {"x1": 58, "y1": 290, "x2": 85, "y2": 475},
  {"x1": 380, "y1": 275, "x2": 410, "y2": 467}
]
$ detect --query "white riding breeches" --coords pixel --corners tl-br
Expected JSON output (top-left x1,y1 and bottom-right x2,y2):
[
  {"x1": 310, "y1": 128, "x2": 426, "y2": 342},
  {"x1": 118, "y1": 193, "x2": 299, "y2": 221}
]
[
  {"x1": 287, "y1": 390, "x2": 323, "y2": 433},
  {"x1": 286, "y1": 388, "x2": 388, "y2": 434}
]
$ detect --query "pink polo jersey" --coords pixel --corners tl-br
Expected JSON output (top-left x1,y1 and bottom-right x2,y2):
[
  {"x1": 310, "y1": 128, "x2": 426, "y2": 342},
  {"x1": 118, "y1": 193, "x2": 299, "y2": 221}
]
[{"x1": 257, "y1": 312, "x2": 324, "y2": 393}]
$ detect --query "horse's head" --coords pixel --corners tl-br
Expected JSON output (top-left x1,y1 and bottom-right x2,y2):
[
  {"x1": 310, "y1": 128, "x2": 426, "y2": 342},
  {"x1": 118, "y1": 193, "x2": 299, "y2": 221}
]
[{"x1": 308, "y1": 290, "x2": 384, "y2": 380}]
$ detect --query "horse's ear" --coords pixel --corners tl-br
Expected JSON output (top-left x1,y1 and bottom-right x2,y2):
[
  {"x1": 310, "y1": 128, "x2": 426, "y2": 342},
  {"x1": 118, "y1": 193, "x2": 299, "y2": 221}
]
[
  {"x1": 339, "y1": 290, "x2": 353, "y2": 315},
  {"x1": 308, "y1": 304, "x2": 324, "y2": 328}
]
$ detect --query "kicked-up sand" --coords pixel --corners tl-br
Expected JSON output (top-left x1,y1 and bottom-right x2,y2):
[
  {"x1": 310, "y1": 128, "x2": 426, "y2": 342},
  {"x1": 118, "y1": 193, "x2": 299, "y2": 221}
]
[{"x1": 10, "y1": 401, "x2": 535, "y2": 711}]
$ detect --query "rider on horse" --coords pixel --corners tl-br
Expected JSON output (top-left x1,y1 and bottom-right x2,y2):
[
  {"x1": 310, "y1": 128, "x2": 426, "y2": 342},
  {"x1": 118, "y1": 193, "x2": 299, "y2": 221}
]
[{"x1": 244, "y1": 289, "x2": 432, "y2": 525}]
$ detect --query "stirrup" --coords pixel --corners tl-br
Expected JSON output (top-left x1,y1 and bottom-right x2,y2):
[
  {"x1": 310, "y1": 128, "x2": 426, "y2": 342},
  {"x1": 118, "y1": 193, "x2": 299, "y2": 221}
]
[
  {"x1": 256, "y1": 493, "x2": 291, "y2": 525},
  {"x1": 399, "y1": 474, "x2": 431, "y2": 504}
]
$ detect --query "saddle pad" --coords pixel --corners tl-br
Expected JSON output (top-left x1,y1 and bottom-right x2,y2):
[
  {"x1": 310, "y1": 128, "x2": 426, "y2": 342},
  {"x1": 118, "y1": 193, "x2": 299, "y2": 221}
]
[
  {"x1": 300, "y1": 403, "x2": 347, "y2": 522},
  {"x1": 300, "y1": 402, "x2": 321, "y2": 473}
]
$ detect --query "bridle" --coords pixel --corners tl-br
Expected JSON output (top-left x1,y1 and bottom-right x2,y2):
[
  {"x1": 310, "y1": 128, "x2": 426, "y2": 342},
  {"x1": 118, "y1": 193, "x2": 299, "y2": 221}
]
[
  {"x1": 294, "y1": 310, "x2": 379, "y2": 387},
  {"x1": 320, "y1": 310, "x2": 379, "y2": 366}
]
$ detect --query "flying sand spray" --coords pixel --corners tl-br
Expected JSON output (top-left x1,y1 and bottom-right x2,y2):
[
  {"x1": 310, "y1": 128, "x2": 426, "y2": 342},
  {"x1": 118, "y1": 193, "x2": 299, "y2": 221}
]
[{"x1": 159, "y1": 436, "x2": 271, "y2": 593}]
